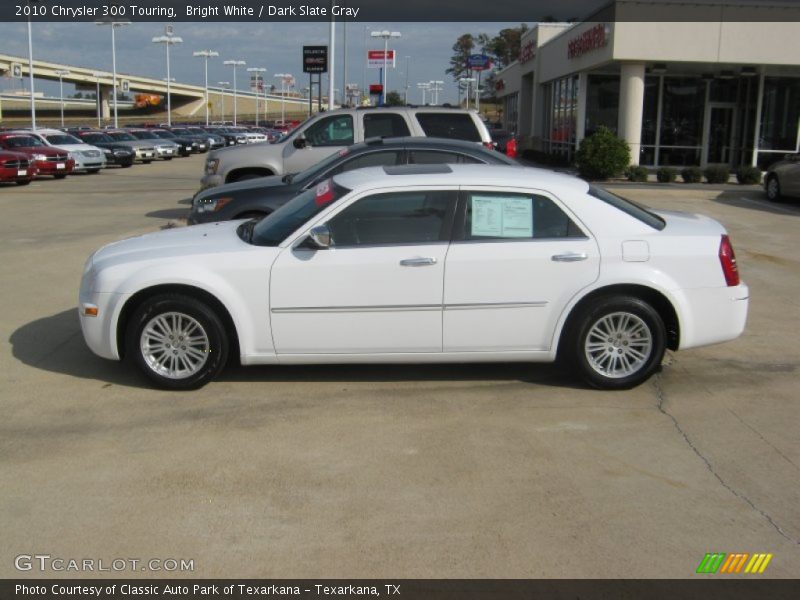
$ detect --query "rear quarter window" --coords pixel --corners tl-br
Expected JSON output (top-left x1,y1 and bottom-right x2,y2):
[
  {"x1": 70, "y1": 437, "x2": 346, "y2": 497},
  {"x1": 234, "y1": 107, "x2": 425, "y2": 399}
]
[
  {"x1": 588, "y1": 187, "x2": 666, "y2": 230},
  {"x1": 415, "y1": 113, "x2": 482, "y2": 142}
]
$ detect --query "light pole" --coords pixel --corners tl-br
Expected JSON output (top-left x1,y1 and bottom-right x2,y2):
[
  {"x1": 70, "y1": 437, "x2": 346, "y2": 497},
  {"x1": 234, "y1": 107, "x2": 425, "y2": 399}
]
[
  {"x1": 96, "y1": 13, "x2": 130, "y2": 129},
  {"x1": 417, "y1": 82, "x2": 430, "y2": 105},
  {"x1": 247, "y1": 67, "x2": 267, "y2": 126},
  {"x1": 274, "y1": 74, "x2": 292, "y2": 125},
  {"x1": 217, "y1": 82, "x2": 229, "y2": 123},
  {"x1": 459, "y1": 77, "x2": 475, "y2": 110},
  {"x1": 55, "y1": 69, "x2": 70, "y2": 128},
  {"x1": 403, "y1": 56, "x2": 410, "y2": 105},
  {"x1": 152, "y1": 27, "x2": 183, "y2": 127},
  {"x1": 223, "y1": 60, "x2": 246, "y2": 125},
  {"x1": 429, "y1": 80, "x2": 444, "y2": 105},
  {"x1": 26, "y1": 0, "x2": 40, "y2": 130},
  {"x1": 371, "y1": 30, "x2": 401, "y2": 105},
  {"x1": 193, "y1": 49, "x2": 218, "y2": 126}
]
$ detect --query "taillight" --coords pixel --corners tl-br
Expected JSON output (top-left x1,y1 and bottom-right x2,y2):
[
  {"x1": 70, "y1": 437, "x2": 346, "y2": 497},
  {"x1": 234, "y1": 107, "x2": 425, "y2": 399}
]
[
  {"x1": 506, "y1": 138, "x2": 518, "y2": 159},
  {"x1": 719, "y1": 234, "x2": 740, "y2": 287}
]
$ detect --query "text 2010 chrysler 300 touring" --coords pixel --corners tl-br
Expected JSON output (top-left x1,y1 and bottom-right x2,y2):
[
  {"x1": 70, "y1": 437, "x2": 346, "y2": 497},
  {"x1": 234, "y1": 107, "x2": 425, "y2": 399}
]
[{"x1": 79, "y1": 165, "x2": 749, "y2": 390}]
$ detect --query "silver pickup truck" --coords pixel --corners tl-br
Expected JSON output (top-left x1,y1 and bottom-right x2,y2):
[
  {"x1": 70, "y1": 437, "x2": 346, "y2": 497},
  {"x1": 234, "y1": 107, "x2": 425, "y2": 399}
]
[{"x1": 200, "y1": 106, "x2": 493, "y2": 189}]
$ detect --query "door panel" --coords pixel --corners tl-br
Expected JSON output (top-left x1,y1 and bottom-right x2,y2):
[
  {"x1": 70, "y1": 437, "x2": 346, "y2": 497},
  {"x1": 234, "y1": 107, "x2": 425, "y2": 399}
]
[{"x1": 443, "y1": 190, "x2": 600, "y2": 352}]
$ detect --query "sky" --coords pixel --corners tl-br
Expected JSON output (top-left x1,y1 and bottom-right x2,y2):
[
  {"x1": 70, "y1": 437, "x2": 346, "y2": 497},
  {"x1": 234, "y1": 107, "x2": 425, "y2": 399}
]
[{"x1": 0, "y1": 21, "x2": 524, "y2": 105}]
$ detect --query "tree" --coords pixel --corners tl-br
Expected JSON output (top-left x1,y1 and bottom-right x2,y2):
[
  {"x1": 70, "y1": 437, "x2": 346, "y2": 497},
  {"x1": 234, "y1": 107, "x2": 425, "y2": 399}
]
[
  {"x1": 484, "y1": 24, "x2": 529, "y2": 69},
  {"x1": 445, "y1": 33, "x2": 475, "y2": 82},
  {"x1": 384, "y1": 91, "x2": 404, "y2": 106}
]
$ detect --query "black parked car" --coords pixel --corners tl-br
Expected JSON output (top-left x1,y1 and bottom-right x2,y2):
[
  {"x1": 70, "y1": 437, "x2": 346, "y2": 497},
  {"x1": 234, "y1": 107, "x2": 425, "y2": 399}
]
[
  {"x1": 204, "y1": 126, "x2": 248, "y2": 146},
  {"x1": 188, "y1": 137, "x2": 520, "y2": 224},
  {"x1": 163, "y1": 126, "x2": 211, "y2": 152},
  {"x1": 67, "y1": 130, "x2": 135, "y2": 168}
]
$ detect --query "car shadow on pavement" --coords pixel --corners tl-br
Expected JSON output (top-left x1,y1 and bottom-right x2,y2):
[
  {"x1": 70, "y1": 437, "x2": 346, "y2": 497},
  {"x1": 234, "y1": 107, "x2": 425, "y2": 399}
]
[
  {"x1": 711, "y1": 190, "x2": 800, "y2": 216},
  {"x1": 11, "y1": 309, "x2": 583, "y2": 390},
  {"x1": 146, "y1": 207, "x2": 190, "y2": 220}
]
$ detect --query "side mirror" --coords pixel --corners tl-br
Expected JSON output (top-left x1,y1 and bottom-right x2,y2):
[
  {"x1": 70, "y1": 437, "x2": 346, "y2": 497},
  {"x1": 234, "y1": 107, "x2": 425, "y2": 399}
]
[
  {"x1": 293, "y1": 135, "x2": 308, "y2": 150},
  {"x1": 307, "y1": 224, "x2": 332, "y2": 249}
]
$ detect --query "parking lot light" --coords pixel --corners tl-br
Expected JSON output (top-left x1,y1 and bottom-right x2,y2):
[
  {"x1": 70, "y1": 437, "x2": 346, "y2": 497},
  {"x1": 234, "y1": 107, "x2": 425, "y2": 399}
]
[
  {"x1": 247, "y1": 67, "x2": 267, "y2": 127},
  {"x1": 152, "y1": 28, "x2": 183, "y2": 127},
  {"x1": 96, "y1": 13, "x2": 130, "y2": 128},
  {"x1": 193, "y1": 50, "x2": 219, "y2": 126},
  {"x1": 274, "y1": 73, "x2": 293, "y2": 125},
  {"x1": 217, "y1": 82, "x2": 230, "y2": 123},
  {"x1": 54, "y1": 69, "x2": 70, "y2": 128},
  {"x1": 223, "y1": 60, "x2": 246, "y2": 125}
]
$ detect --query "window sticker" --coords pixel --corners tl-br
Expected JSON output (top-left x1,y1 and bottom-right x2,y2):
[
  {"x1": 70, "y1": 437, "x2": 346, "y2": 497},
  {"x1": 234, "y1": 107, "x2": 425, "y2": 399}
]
[
  {"x1": 315, "y1": 179, "x2": 334, "y2": 206},
  {"x1": 471, "y1": 195, "x2": 533, "y2": 238}
]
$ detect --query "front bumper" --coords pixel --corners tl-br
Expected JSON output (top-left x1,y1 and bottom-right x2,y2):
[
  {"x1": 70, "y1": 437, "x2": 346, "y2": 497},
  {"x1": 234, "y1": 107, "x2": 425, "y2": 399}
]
[
  {"x1": 35, "y1": 159, "x2": 75, "y2": 175},
  {"x1": 0, "y1": 165, "x2": 35, "y2": 182},
  {"x1": 678, "y1": 283, "x2": 750, "y2": 350},
  {"x1": 73, "y1": 156, "x2": 107, "y2": 172},
  {"x1": 135, "y1": 149, "x2": 157, "y2": 161},
  {"x1": 156, "y1": 147, "x2": 178, "y2": 159},
  {"x1": 78, "y1": 291, "x2": 131, "y2": 361}
]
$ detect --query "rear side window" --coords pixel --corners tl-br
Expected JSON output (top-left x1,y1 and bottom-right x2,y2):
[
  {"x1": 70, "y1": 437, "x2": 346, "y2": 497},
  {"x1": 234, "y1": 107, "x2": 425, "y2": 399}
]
[
  {"x1": 363, "y1": 113, "x2": 411, "y2": 138},
  {"x1": 415, "y1": 113, "x2": 482, "y2": 142},
  {"x1": 461, "y1": 192, "x2": 586, "y2": 241},
  {"x1": 408, "y1": 150, "x2": 481, "y2": 165},
  {"x1": 588, "y1": 187, "x2": 666, "y2": 230}
]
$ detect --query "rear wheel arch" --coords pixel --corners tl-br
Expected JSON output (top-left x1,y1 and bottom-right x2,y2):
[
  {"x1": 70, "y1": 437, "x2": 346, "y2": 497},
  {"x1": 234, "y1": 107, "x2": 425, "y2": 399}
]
[
  {"x1": 116, "y1": 284, "x2": 240, "y2": 364},
  {"x1": 557, "y1": 284, "x2": 680, "y2": 358}
]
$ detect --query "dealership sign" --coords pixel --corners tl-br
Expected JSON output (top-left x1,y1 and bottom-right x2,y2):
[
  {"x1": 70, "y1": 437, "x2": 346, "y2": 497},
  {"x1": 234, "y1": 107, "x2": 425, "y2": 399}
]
[
  {"x1": 518, "y1": 40, "x2": 535, "y2": 64},
  {"x1": 367, "y1": 50, "x2": 396, "y2": 69},
  {"x1": 303, "y1": 45, "x2": 328, "y2": 73},
  {"x1": 567, "y1": 24, "x2": 610, "y2": 59},
  {"x1": 467, "y1": 54, "x2": 492, "y2": 71}
]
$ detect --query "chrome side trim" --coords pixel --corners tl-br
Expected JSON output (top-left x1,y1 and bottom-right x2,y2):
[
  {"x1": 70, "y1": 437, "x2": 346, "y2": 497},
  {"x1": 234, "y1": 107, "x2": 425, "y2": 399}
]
[{"x1": 271, "y1": 301, "x2": 548, "y2": 314}]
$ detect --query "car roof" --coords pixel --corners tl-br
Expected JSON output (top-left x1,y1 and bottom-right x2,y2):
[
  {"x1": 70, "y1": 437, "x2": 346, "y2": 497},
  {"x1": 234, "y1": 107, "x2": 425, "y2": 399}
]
[
  {"x1": 347, "y1": 136, "x2": 488, "y2": 152},
  {"x1": 333, "y1": 164, "x2": 589, "y2": 195}
]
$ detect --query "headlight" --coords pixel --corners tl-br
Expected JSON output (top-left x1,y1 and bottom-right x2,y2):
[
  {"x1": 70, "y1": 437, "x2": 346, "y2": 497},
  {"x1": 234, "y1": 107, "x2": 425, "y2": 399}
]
[
  {"x1": 32, "y1": 153, "x2": 47, "y2": 161},
  {"x1": 195, "y1": 196, "x2": 232, "y2": 213},
  {"x1": 206, "y1": 158, "x2": 219, "y2": 174},
  {"x1": 102, "y1": 148, "x2": 113, "y2": 156}
]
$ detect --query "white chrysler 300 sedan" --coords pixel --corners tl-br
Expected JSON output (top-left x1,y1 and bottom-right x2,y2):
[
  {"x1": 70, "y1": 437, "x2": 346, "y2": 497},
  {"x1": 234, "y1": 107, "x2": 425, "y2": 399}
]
[{"x1": 79, "y1": 165, "x2": 749, "y2": 390}]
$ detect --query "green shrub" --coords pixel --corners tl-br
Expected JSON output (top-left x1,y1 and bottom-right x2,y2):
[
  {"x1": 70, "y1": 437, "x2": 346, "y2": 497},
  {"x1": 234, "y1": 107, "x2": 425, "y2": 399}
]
[
  {"x1": 681, "y1": 167, "x2": 703, "y2": 183},
  {"x1": 626, "y1": 166, "x2": 649, "y2": 182},
  {"x1": 736, "y1": 166, "x2": 762, "y2": 185},
  {"x1": 704, "y1": 165, "x2": 731, "y2": 184},
  {"x1": 656, "y1": 167, "x2": 677, "y2": 183},
  {"x1": 575, "y1": 126, "x2": 631, "y2": 180}
]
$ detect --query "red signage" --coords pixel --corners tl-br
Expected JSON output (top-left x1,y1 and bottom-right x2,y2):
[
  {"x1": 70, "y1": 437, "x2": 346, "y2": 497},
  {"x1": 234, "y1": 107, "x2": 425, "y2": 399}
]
[
  {"x1": 367, "y1": 50, "x2": 396, "y2": 68},
  {"x1": 369, "y1": 84, "x2": 384, "y2": 94},
  {"x1": 519, "y1": 40, "x2": 535, "y2": 64},
  {"x1": 567, "y1": 24, "x2": 609, "y2": 60}
]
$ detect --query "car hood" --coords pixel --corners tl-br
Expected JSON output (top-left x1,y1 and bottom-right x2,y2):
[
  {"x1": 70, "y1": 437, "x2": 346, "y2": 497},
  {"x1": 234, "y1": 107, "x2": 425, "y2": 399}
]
[
  {"x1": 195, "y1": 174, "x2": 288, "y2": 201},
  {"x1": 111, "y1": 140, "x2": 156, "y2": 150},
  {"x1": 51, "y1": 143, "x2": 102, "y2": 153},
  {"x1": 209, "y1": 139, "x2": 284, "y2": 161},
  {"x1": 92, "y1": 221, "x2": 250, "y2": 269}
]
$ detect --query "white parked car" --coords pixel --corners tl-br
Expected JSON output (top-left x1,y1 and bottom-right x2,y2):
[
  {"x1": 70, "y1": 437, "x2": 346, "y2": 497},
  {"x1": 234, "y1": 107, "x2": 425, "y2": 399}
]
[
  {"x1": 79, "y1": 165, "x2": 749, "y2": 390},
  {"x1": 21, "y1": 129, "x2": 106, "y2": 173}
]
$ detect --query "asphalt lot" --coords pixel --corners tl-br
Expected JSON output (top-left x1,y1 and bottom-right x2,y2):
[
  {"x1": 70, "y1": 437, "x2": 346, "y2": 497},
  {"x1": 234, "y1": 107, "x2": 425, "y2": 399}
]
[{"x1": 1, "y1": 156, "x2": 799, "y2": 578}]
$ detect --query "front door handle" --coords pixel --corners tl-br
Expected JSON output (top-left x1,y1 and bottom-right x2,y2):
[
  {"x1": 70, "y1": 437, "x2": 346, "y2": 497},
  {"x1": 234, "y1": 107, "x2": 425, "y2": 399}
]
[
  {"x1": 551, "y1": 252, "x2": 588, "y2": 262},
  {"x1": 400, "y1": 257, "x2": 437, "y2": 267}
]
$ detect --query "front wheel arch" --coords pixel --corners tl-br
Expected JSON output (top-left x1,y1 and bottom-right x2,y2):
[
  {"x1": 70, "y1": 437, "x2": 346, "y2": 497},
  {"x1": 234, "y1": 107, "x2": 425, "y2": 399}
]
[
  {"x1": 116, "y1": 284, "x2": 240, "y2": 365},
  {"x1": 557, "y1": 284, "x2": 680, "y2": 360},
  {"x1": 226, "y1": 167, "x2": 274, "y2": 183}
]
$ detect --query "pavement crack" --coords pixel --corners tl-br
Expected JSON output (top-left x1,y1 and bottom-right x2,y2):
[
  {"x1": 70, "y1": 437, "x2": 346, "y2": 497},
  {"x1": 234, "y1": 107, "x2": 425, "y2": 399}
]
[
  {"x1": 651, "y1": 371, "x2": 800, "y2": 546},
  {"x1": 726, "y1": 407, "x2": 800, "y2": 473}
]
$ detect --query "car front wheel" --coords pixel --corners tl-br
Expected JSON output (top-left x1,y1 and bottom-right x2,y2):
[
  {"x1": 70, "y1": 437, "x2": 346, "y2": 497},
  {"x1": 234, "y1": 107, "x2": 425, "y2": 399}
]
[
  {"x1": 126, "y1": 294, "x2": 229, "y2": 390},
  {"x1": 568, "y1": 296, "x2": 666, "y2": 390},
  {"x1": 765, "y1": 175, "x2": 782, "y2": 202}
]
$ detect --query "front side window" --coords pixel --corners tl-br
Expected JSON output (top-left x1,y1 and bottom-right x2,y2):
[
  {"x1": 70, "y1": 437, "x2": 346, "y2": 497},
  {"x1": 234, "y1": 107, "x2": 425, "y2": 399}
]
[
  {"x1": 415, "y1": 113, "x2": 481, "y2": 142},
  {"x1": 327, "y1": 191, "x2": 456, "y2": 247},
  {"x1": 304, "y1": 115, "x2": 354, "y2": 147},
  {"x1": 462, "y1": 192, "x2": 586, "y2": 241},
  {"x1": 363, "y1": 113, "x2": 411, "y2": 138}
]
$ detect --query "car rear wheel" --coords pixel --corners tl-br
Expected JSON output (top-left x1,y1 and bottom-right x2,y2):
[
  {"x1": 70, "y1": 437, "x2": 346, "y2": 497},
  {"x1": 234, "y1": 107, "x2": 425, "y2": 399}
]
[
  {"x1": 16, "y1": 180, "x2": 31, "y2": 186},
  {"x1": 126, "y1": 294, "x2": 229, "y2": 390},
  {"x1": 765, "y1": 175, "x2": 783, "y2": 202},
  {"x1": 568, "y1": 296, "x2": 666, "y2": 390}
]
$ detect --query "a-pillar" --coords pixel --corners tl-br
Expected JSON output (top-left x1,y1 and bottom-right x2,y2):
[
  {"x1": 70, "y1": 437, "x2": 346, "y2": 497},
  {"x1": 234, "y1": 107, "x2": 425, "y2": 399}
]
[{"x1": 618, "y1": 62, "x2": 645, "y2": 166}]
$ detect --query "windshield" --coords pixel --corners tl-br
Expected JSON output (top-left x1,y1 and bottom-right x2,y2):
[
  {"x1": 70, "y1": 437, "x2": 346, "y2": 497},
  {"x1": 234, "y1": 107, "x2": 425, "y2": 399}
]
[
  {"x1": 588, "y1": 187, "x2": 666, "y2": 231},
  {"x1": 188, "y1": 128, "x2": 207, "y2": 135},
  {"x1": 108, "y1": 132, "x2": 137, "y2": 142},
  {"x1": 249, "y1": 180, "x2": 350, "y2": 246},
  {"x1": 1, "y1": 136, "x2": 44, "y2": 147},
  {"x1": 44, "y1": 134, "x2": 81, "y2": 145},
  {"x1": 153, "y1": 130, "x2": 176, "y2": 138},
  {"x1": 131, "y1": 131, "x2": 158, "y2": 140},
  {"x1": 81, "y1": 133, "x2": 113, "y2": 143},
  {"x1": 171, "y1": 128, "x2": 191, "y2": 135}
]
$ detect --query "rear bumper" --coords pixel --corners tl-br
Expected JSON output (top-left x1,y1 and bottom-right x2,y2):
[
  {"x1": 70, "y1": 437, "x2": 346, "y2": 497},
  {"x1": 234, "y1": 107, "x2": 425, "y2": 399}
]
[{"x1": 678, "y1": 283, "x2": 749, "y2": 350}]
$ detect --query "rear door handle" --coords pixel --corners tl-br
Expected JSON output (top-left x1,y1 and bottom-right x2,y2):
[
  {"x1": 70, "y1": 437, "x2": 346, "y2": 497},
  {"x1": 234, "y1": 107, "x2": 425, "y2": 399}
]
[
  {"x1": 551, "y1": 252, "x2": 588, "y2": 262},
  {"x1": 400, "y1": 257, "x2": 437, "y2": 267}
]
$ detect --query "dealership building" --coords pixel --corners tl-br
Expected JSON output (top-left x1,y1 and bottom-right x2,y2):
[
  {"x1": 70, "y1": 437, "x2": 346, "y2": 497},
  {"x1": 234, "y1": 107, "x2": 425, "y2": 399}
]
[{"x1": 494, "y1": 1, "x2": 800, "y2": 168}]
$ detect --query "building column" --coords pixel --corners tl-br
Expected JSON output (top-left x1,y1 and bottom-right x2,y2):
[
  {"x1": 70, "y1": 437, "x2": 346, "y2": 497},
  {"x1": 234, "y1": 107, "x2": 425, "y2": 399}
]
[
  {"x1": 98, "y1": 86, "x2": 111, "y2": 120},
  {"x1": 618, "y1": 62, "x2": 646, "y2": 165},
  {"x1": 575, "y1": 72, "x2": 588, "y2": 145}
]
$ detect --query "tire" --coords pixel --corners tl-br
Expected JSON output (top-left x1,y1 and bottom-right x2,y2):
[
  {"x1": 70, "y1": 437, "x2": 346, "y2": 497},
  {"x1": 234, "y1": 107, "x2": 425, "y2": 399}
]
[
  {"x1": 765, "y1": 175, "x2": 783, "y2": 202},
  {"x1": 126, "y1": 293, "x2": 229, "y2": 390},
  {"x1": 54, "y1": 174, "x2": 67, "y2": 179},
  {"x1": 16, "y1": 180, "x2": 31, "y2": 186},
  {"x1": 566, "y1": 296, "x2": 666, "y2": 390},
  {"x1": 142, "y1": 160, "x2": 153, "y2": 165},
  {"x1": 121, "y1": 162, "x2": 133, "y2": 168},
  {"x1": 88, "y1": 169, "x2": 101, "y2": 174},
  {"x1": 163, "y1": 157, "x2": 173, "y2": 161}
]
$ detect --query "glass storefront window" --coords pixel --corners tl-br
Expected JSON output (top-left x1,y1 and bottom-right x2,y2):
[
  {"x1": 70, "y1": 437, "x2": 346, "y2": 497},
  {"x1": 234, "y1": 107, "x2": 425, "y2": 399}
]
[
  {"x1": 759, "y1": 77, "x2": 800, "y2": 151},
  {"x1": 660, "y1": 78, "x2": 706, "y2": 147},
  {"x1": 641, "y1": 76, "x2": 660, "y2": 146},
  {"x1": 585, "y1": 74, "x2": 619, "y2": 136},
  {"x1": 545, "y1": 74, "x2": 579, "y2": 160}
]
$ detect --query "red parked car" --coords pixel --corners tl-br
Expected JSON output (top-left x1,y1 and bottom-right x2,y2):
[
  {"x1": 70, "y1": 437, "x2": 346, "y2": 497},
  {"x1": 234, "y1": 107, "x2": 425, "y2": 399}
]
[
  {"x1": 0, "y1": 150, "x2": 36, "y2": 186},
  {"x1": 0, "y1": 133, "x2": 74, "y2": 179}
]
